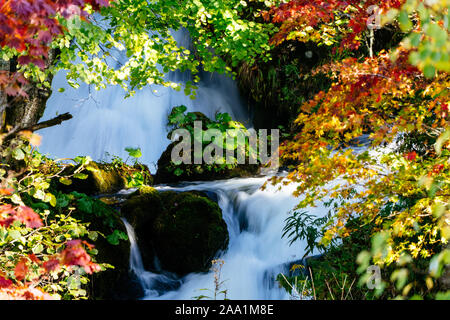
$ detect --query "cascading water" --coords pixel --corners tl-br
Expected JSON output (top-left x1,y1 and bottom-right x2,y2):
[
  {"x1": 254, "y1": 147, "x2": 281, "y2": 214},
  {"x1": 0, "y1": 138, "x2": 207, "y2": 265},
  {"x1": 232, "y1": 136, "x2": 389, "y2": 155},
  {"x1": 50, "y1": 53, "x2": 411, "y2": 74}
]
[
  {"x1": 36, "y1": 28, "x2": 323, "y2": 300},
  {"x1": 38, "y1": 30, "x2": 250, "y2": 170},
  {"x1": 122, "y1": 177, "x2": 328, "y2": 300}
]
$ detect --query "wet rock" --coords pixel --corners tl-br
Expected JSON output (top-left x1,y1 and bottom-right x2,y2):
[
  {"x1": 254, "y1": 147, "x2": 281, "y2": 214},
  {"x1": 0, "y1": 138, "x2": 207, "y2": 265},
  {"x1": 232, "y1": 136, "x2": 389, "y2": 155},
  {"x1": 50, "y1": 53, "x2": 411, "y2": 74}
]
[
  {"x1": 121, "y1": 188, "x2": 229, "y2": 276},
  {"x1": 57, "y1": 162, "x2": 127, "y2": 196},
  {"x1": 154, "y1": 141, "x2": 259, "y2": 184}
]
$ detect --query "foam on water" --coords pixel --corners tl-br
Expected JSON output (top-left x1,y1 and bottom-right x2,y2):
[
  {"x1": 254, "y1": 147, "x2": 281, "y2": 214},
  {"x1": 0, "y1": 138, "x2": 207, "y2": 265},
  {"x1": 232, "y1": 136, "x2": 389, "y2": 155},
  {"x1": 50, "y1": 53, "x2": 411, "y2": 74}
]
[{"x1": 123, "y1": 177, "x2": 329, "y2": 300}]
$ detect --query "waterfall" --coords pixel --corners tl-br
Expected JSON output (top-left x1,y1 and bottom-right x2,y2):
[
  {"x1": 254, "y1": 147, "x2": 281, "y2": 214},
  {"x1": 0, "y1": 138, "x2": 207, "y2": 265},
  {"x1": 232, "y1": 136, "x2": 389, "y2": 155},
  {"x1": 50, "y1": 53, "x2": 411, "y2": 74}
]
[
  {"x1": 122, "y1": 218, "x2": 182, "y2": 297},
  {"x1": 37, "y1": 29, "x2": 250, "y2": 172},
  {"x1": 36, "y1": 28, "x2": 324, "y2": 300},
  {"x1": 122, "y1": 177, "x2": 329, "y2": 300}
]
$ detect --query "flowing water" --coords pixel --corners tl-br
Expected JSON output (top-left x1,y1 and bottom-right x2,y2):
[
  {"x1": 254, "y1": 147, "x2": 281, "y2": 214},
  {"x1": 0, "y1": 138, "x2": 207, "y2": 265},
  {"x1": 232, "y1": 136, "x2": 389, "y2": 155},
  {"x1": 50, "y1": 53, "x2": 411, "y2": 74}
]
[
  {"x1": 38, "y1": 30, "x2": 251, "y2": 170},
  {"x1": 122, "y1": 177, "x2": 327, "y2": 300},
  {"x1": 37, "y1": 29, "x2": 325, "y2": 300}
]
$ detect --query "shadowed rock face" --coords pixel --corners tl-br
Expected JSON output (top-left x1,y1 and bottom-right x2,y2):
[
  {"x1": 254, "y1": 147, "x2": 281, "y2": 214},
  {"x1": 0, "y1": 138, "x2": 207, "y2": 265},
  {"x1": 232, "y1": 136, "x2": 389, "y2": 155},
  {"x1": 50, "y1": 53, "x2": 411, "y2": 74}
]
[
  {"x1": 154, "y1": 141, "x2": 260, "y2": 185},
  {"x1": 121, "y1": 187, "x2": 229, "y2": 276},
  {"x1": 74, "y1": 197, "x2": 142, "y2": 300}
]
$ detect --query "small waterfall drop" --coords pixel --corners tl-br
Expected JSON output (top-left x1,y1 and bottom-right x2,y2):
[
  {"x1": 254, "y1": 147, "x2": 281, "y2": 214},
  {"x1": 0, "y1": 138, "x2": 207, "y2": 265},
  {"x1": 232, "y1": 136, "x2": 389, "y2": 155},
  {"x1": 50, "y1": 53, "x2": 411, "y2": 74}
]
[
  {"x1": 38, "y1": 30, "x2": 250, "y2": 171},
  {"x1": 123, "y1": 177, "x2": 329, "y2": 300},
  {"x1": 35, "y1": 28, "x2": 323, "y2": 300}
]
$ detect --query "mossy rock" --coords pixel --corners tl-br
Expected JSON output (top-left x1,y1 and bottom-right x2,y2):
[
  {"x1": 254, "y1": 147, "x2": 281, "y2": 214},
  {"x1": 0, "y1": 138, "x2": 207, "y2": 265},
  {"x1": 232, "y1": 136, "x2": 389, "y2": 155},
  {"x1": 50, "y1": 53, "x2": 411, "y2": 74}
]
[
  {"x1": 120, "y1": 189, "x2": 229, "y2": 276},
  {"x1": 57, "y1": 162, "x2": 128, "y2": 196},
  {"x1": 121, "y1": 186, "x2": 163, "y2": 229},
  {"x1": 120, "y1": 186, "x2": 164, "y2": 269},
  {"x1": 154, "y1": 191, "x2": 229, "y2": 275},
  {"x1": 154, "y1": 141, "x2": 260, "y2": 184}
]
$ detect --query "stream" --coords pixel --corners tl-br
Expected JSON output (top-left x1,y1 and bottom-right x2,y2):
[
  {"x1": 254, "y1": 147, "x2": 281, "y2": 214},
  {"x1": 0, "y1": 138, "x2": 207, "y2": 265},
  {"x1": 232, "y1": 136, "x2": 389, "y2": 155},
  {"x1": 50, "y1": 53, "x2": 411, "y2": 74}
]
[
  {"x1": 37, "y1": 29, "x2": 325, "y2": 300},
  {"x1": 122, "y1": 177, "x2": 328, "y2": 300}
]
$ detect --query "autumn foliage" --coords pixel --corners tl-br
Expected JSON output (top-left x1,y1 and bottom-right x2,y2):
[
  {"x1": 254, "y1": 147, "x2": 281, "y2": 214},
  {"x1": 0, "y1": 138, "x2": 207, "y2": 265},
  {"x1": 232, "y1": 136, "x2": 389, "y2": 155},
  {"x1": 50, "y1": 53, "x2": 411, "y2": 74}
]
[
  {"x1": 0, "y1": 199, "x2": 101, "y2": 300},
  {"x1": 0, "y1": 1, "x2": 112, "y2": 300},
  {"x1": 0, "y1": 0, "x2": 110, "y2": 97},
  {"x1": 263, "y1": 0, "x2": 449, "y2": 298},
  {"x1": 263, "y1": 0, "x2": 405, "y2": 49}
]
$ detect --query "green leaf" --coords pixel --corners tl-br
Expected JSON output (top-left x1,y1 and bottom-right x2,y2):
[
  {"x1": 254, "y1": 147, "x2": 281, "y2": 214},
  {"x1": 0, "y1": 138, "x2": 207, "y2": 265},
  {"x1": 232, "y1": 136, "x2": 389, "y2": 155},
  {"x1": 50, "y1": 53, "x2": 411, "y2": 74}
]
[
  {"x1": 48, "y1": 193, "x2": 57, "y2": 207},
  {"x1": 73, "y1": 173, "x2": 88, "y2": 180},
  {"x1": 106, "y1": 230, "x2": 128, "y2": 245},
  {"x1": 423, "y1": 64, "x2": 436, "y2": 78},
  {"x1": 59, "y1": 177, "x2": 73, "y2": 185},
  {"x1": 125, "y1": 147, "x2": 142, "y2": 159},
  {"x1": 32, "y1": 243, "x2": 44, "y2": 254},
  {"x1": 398, "y1": 10, "x2": 412, "y2": 31},
  {"x1": 8, "y1": 230, "x2": 21, "y2": 240},
  {"x1": 12, "y1": 149, "x2": 25, "y2": 160},
  {"x1": 88, "y1": 231, "x2": 98, "y2": 241},
  {"x1": 174, "y1": 168, "x2": 184, "y2": 176}
]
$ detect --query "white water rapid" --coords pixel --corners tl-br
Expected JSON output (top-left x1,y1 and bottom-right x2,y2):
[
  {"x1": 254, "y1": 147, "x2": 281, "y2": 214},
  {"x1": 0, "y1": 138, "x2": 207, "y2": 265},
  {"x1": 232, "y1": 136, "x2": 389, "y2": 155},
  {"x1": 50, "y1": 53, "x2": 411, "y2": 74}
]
[
  {"x1": 37, "y1": 29, "x2": 326, "y2": 300},
  {"x1": 123, "y1": 178, "x2": 327, "y2": 300}
]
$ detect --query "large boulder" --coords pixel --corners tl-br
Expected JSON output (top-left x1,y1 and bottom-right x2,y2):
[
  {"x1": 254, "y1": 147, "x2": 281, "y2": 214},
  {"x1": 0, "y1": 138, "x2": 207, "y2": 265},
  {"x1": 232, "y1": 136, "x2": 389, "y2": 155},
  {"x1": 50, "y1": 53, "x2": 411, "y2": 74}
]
[
  {"x1": 121, "y1": 187, "x2": 229, "y2": 275},
  {"x1": 154, "y1": 191, "x2": 229, "y2": 274},
  {"x1": 154, "y1": 141, "x2": 259, "y2": 184}
]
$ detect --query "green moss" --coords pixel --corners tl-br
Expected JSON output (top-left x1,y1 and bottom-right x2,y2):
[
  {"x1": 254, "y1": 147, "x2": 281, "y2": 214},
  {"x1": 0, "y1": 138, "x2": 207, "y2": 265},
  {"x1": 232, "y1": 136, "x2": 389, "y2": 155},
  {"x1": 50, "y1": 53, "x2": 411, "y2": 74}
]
[
  {"x1": 128, "y1": 185, "x2": 158, "y2": 198},
  {"x1": 85, "y1": 162, "x2": 127, "y2": 194},
  {"x1": 121, "y1": 188, "x2": 163, "y2": 229},
  {"x1": 120, "y1": 189, "x2": 229, "y2": 275},
  {"x1": 57, "y1": 161, "x2": 128, "y2": 195},
  {"x1": 154, "y1": 191, "x2": 229, "y2": 275}
]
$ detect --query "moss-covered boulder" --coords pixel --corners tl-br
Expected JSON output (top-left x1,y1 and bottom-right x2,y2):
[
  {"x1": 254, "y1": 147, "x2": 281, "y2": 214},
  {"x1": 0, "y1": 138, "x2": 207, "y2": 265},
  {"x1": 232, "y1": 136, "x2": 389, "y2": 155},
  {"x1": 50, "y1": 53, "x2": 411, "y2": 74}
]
[
  {"x1": 154, "y1": 141, "x2": 259, "y2": 184},
  {"x1": 121, "y1": 186, "x2": 163, "y2": 269},
  {"x1": 121, "y1": 188, "x2": 229, "y2": 275},
  {"x1": 56, "y1": 162, "x2": 127, "y2": 196},
  {"x1": 57, "y1": 161, "x2": 153, "y2": 196},
  {"x1": 155, "y1": 108, "x2": 260, "y2": 183},
  {"x1": 154, "y1": 191, "x2": 229, "y2": 274}
]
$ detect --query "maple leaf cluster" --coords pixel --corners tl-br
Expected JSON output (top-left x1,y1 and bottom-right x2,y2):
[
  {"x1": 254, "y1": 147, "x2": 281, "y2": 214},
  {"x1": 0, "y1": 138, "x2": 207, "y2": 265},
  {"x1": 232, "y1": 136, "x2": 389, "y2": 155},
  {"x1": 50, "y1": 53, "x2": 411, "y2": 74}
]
[
  {"x1": 262, "y1": 0, "x2": 405, "y2": 50},
  {"x1": 0, "y1": 238, "x2": 101, "y2": 299},
  {"x1": 0, "y1": 200, "x2": 100, "y2": 299},
  {"x1": 0, "y1": 0, "x2": 110, "y2": 97},
  {"x1": 274, "y1": 42, "x2": 449, "y2": 245},
  {"x1": 279, "y1": 46, "x2": 449, "y2": 167},
  {"x1": 0, "y1": 0, "x2": 111, "y2": 67},
  {"x1": 0, "y1": 203, "x2": 43, "y2": 228}
]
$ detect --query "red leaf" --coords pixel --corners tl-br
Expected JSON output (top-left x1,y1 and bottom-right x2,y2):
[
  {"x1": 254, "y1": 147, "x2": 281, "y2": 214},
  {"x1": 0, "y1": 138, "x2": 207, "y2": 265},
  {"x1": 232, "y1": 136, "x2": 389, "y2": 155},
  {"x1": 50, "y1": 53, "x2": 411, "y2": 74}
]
[
  {"x1": 0, "y1": 276, "x2": 13, "y2": 288},
  {"x1": 14, "y1": 258, "x2": 29, "y2": 281},
  {"x1": 60, "y1": 240, "x2": 100, "y2": 274},
  {"x1": 0, "y1": 188, "x2": 14, "y2": 196},
  {"x1": 405, "y1": 151, "x2": 417, "y2": 161},
  {"x1": 15, "y1": 206, "x2": 43, "y2": 229},
  {"x1": 43, "y1": 259, "x2": 60, "y2": 273},
  {"x1": 28, "y1": 254, "x2": 41, "y2": 265}
]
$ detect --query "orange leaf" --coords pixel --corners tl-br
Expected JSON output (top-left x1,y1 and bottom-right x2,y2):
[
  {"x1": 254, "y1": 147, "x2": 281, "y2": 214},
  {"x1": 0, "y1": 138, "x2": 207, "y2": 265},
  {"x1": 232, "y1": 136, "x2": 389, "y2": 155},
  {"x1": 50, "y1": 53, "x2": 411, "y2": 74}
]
[{"x1": 14, "y1": 258, "x2": 29, "y2": 281}]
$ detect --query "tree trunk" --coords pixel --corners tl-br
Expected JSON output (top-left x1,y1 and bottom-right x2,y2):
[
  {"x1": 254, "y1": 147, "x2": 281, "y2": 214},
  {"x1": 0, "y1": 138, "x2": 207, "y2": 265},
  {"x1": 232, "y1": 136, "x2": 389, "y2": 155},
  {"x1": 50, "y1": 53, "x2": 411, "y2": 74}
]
[
  {"x1": 1, "y1": 50, "x2": 57, "y2": 133},
  {"x1": 0, "y1": 59, "x2": 9, "y2": 130}
]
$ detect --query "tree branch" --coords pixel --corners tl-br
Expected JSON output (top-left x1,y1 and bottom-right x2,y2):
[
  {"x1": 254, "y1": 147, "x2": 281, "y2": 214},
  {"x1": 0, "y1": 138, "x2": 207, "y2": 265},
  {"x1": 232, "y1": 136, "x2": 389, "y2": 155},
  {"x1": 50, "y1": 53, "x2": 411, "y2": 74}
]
[
  {"x1": 23, "y1": 112, "x2": 73, "y2": 132},
  {"x1": 2, "y1": 112, "x2": 72, "y2": 142}
]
